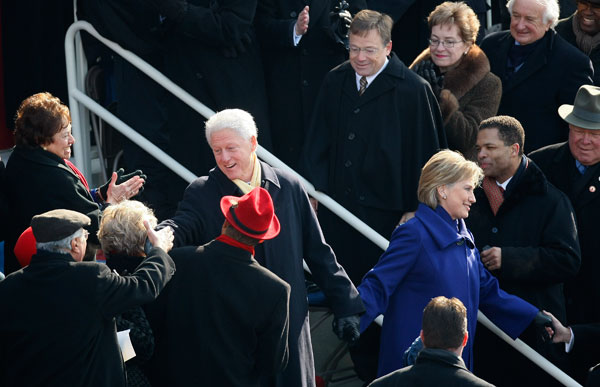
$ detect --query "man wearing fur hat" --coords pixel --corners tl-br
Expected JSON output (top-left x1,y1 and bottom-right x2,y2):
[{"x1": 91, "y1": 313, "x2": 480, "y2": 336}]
[
  {"x1": 0, "y1": 209, "x2": 175, "y2": 387},
  {"x1": 146, "y1": 187, "x2": 291, "y2": 386},
  {"x1": 530, "y1": 85, "x2": 600, "y2": 381}
]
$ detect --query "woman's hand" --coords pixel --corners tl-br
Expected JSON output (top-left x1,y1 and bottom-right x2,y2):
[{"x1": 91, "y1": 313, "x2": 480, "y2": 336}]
[
  {"x1": 144, "y1": 221, "x2": 174, "y2": 253},
  {"x1": 106, "y1": 171, "x2": 146, "y2": 204}
]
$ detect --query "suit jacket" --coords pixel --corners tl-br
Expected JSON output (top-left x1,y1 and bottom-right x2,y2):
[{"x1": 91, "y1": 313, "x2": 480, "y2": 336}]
[
  {"x1": 159, "y1": 161, "x2": 364, "y2": 387},
  {"x1": 145, "y1": 240, "x2": 290, "y2": 386},
  {"x1": 0, "y1": 247, "x2": 174, "y2": 387},
  {"x1": 530, "y1": 142, "x2": 600, "y2": 324},
  {"x1": 358, "y1": 203, "x2": 538, "y2": 377},
  {"x1": 481, "y1": 30, "x2": 593, "y2": 152},
  {"x1": 368, "y1": 348, "x2": 495, "y2": 387},
  {"x1": 3, "y1": 147, "x2": 101, "y2": 275}
]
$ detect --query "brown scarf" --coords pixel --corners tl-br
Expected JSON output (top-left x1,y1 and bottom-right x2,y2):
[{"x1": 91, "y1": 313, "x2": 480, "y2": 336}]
[
  {"x1": 573, "y1": 14, "x2": 600, "y2": 55},
  {"x1": 482, "y1": 176, "x2": 505, "y2": 216}
]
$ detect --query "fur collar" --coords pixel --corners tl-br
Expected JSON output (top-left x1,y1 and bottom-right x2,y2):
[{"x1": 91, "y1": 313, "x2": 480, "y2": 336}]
[{"x1": 410, "y1": 44, "x2": 491, "y2": 100}]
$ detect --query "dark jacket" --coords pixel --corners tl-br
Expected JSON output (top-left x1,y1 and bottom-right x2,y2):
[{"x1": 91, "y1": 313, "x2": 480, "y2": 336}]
[
  {"x1": 159, "y1": 161, "x2": 364, "y2": 387},
  {"x1": 410, "y1": 45, "x2": 502, "y2": 160},
  {"x1": 368, "y1": 348, "x2": 495, "y2": 387},
  {"x1": 481, "y1": 30, "x2": 593, "y2": 152},
  {"x1": 3, "y1": 147, "x2": 101, "y2": 275},
  {"x1": 145, "y1": 240, "x2": 290, "y2": 386},
  {"x1": 254, "y1": 0, "x2": 366, "y2": 170},
  {"x1": 571, "y1": 323, "x2": 600, "y2": 374},
  {"x1": 0, "y1": 247, "x2": 174, "y2": 387},
  {"x1": 530, "y1": 142, "x2": 600, "y2": 325},
  {"x1": 556, "y1": 14, "x2": 600, "y2": 86},
  {"x1": 301, "y1": 52, "x2": 445, "y2": 283}
]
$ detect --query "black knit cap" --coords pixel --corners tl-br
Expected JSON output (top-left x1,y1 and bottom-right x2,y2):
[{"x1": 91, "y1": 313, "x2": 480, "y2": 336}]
[{"x1": 31, "y1": 209, "x2": 91, "y2": 243}]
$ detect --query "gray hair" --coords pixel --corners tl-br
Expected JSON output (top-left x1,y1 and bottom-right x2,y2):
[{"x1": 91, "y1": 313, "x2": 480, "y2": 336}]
[
  {"x1": 37, "y1": 228, "x2": 84, "y2": 253},
  {"x1": 506, "y1": 0, "x2": 559, "y2": 28},
  {"x1": 205, "y1": 109, "x2": 258, "y2": 146}
]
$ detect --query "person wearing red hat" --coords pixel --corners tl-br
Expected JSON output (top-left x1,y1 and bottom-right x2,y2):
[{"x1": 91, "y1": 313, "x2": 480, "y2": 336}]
[
  {"x1": 159, "y1": 108, "x2": 364, "y2": 387},
  {"x1": 145, "y1": 187, "x2": 291, "y2": 386}
]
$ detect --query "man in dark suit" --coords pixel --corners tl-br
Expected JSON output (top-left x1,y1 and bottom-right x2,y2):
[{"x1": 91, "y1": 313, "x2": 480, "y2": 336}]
[
  {"x1": 0, "y1": 209, "x2": 175, "y2": 387},
  {"x1": 369, "y1": 297, "x2": 493, "y2": 387},
  {"x1": 146, "y1": 187, "x2": 291, "y2": 386},
  {"x1": 530, "y1": 84, "x2": 600, "y2": 382},
  {"x1": 480, "y1": 0, "x2": 593, "y2": 153}
]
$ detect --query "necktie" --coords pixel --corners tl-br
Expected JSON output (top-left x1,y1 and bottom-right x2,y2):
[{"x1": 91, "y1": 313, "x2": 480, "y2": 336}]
[{"x1": 359, "y1": 76, "x2": 368, "y2": 96}]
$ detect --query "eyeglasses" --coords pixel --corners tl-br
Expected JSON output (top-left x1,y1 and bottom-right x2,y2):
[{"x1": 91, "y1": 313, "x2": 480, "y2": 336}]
[
  {"x1": 577, "y1": 0, "x2": 600, "y2": 11},
  {"x1": 81, "y1": 230, "x2": 89, "y2": 241},
  {"x1": 429, "y1": 38, "x2": 463, "y2": 48},
  {"x1": 348, "y1": 46, "x2": 381, "y2": 56}
]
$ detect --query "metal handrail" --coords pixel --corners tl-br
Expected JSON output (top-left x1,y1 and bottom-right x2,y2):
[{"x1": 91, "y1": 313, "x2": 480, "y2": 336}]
[{"x1": 64, "y1": 20, "x2": 580, "y2": 387}]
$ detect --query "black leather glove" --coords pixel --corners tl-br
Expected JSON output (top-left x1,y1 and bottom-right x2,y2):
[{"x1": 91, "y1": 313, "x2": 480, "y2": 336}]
[
  {"x1": 412, "y1": 60, "x2": 444, "y2": 98},
  {"x1": 533, "y1": 310, "x2": 554, "y2": 341},
  {"x1": 329, "y1": 1, "x2": 352, "y2": 49},
  {"x1": 98, "y1": 168, "x2": 146, "y2": 201},
  {"x1": 332, "y1": 314, "x2": 360, "y2": 346}
]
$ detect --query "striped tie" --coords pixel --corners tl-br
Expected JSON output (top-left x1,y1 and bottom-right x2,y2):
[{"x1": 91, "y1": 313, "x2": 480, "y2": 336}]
[{"x1": 359, "y1": 76, "x2": 368, "y2": 96}]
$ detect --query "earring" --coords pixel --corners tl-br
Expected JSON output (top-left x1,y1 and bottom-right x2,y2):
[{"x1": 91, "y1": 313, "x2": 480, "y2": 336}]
[{"x1": 442, "y1": 194, "x2": 447, "y2": 200}]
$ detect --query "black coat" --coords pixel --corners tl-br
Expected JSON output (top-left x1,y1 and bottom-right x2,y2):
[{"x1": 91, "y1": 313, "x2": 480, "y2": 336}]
[
  {"x1": 556, "y1": 14, "x2": 600, "y2": 86},
  {"x1": 368, "y1": 348, "x2": 494, "y2": 387},
  {"x1": 145, "y1": 240, "x2": 290, "y2": 386},
  {"x1": 0, "y1": 247, "x2": 174, "y2": 387},
  {"x1": 159, "y1": 161, "x2": 364, "y2": 387},
  {"x1": 254, "y1": 0, "x2": 366, "y2": 170},
  {"x1": 530, "y1": 142, "x2": 600, "y2": 325},
  {"x1": 481, "y1": 30, "x2": 593, "y2": 153},
  {"x1": 301, "y1": 52, "x2": 445, "y2": 283},
  {"x1": 571, "y1": 323, "x2": 600, "y2": 377},
  {"x1": 3, "y1": 147, "x2": 101, "y2": 275}
]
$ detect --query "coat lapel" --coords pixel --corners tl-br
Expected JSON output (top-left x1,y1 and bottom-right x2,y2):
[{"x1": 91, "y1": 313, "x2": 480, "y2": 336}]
[{"x1": 503, "y1": 31, "x2": 553, "y2": 93}]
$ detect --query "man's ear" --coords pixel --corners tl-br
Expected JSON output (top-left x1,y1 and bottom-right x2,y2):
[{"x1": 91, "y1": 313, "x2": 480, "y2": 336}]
[
  {"x1": 462, "y1": 331, "x2": 469, "y2": 348},
  {"x1": 420, "y1": 329, "x2": 426, "y2": 346},
  {"x1": 511, "y1": 143, "x2": 520, "y2": 157},
  {"x1": 250, "y1": 136, "x2": 258, "y2": 152}
]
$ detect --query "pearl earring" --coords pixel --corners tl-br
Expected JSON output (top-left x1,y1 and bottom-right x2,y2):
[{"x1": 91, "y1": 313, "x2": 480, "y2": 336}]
[{"x1": 442, "y1": 194, "x2": 447, "y2": 200}]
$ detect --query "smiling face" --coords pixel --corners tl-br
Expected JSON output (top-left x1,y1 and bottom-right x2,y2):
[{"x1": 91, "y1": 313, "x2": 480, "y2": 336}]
[
  {"x1": 510, "y1": 0, "x2": 552, "y2": 45},
  {"x1": 430, "y1": 23, "x2": 470, "y2": 72},
  {"x1": 576, "y1": 0, "x2": 600, "y2": 35},
  {"x1": 349, "y1": 29, "x2": 392, "y2": 77},
  {"x1": 209, "y1": 128, "x2": 257, "y2": 181},
  {"x1": 438, "y1": 178, "x2": 476, "y2": 220},
  {"x1": 476, "y1": 128, "x2": 520, "y2": 183},
  {"x1": 44, "y1": 123, "x2": 74, "y2": 159},
  {"x1": 569, "y1": 124, "x2": 600, "y2": 166}
]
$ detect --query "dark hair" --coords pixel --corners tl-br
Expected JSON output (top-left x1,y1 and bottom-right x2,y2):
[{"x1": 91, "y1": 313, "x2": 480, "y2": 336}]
[
  {"x1": 223, "y1": 220, "x2": 261, "y2": 246},
  {"x1": 478, "y1": 115, "x2": 525, "y2": 156},
  {"x1": 349, "y1": 9, "x2": 393, "y2": 45},
  {"x1": 421, "y1": 296, "x2": 467, "y2": 350},
  {"x1": 14, "y1": 92, "x2": 71, "y2": 148}
]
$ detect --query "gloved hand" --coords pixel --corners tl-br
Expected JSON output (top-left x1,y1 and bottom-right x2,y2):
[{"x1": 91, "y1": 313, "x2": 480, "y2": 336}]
[
  {"x1": 533, "y1": 310, "x2": 554, "y2": 341},
  {"x1": 412, "y1": 60, "x2": 444, "y2": 98},
  {"x1": 332, "y1": 314, "x2": 360, "y2": 346},
  {"x1": 329, "y1": 1, "x2": 352, "y2": 48},
  {"x1": 403, "y1": 336, "x2": 423, "y2": 366},
  {"x1": 99, "y1": 168, "x2": 146, "y2": 201}
]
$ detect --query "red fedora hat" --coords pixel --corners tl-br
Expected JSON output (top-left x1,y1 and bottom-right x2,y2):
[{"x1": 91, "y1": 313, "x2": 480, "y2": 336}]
[{"x1": 220, "y1": 187, "x2": 280, "y2": 240}]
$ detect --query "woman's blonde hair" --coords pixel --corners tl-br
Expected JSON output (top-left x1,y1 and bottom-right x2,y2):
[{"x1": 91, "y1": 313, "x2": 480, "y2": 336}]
[
  {"x1": 98, "y1": 200, "x2": 157, "y2": 256},
  {"x1": 428, "y1": 1, "x2": 481, "y2": 43},
  {"x1": 418, "y1": 150, "x2": 483, "y2": 209}
]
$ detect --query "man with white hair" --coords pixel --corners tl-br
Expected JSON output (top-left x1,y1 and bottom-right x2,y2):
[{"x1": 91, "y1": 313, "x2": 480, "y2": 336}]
[
  {"x1": 481, "y1": 0, "x2": 593, "y2": 153},
  {"x1": 159, "y1": 108, "x2": 365, "y2": 387}
]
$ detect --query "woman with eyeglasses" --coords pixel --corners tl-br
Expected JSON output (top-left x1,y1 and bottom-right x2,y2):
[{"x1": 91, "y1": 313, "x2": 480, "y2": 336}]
[
  {"x1": 410, "y1": 1, "x2": 501, "y2": 161},
  {"x1": 3, "y1": 92, "x2": 145, "y2": 273},
  {"x1": 556, "y1": 0, "x2": 600, "y2": 85}
]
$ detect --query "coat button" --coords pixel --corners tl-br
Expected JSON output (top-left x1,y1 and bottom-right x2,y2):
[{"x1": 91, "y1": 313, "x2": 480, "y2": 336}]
[
  {"x1": 353, "y1": 108, "x2": 360, "y2": 114},
  {"x1": 457, "y1": 240, "x2": 464, "y2": 246},
  {"x1": 302, "y1": 48, "x2": 308, "y2": 56},
  {"x1": 359, "y1": 195, "x2": 365, "y2": 201},
  {"x1": 348, "y1": 132, "x2": 355, "y2": 140},
  {"x1": 344, "y1": 160, "x2": 352, "y2": 167},
  {"x1": 345, "y1": 188, "x2": 352, "y2": 194},
  {"x1": 302, "y1": 80, "x2": 309, "y2": 87},
  {"x1": 290, "y1": 11, "x2": 297, "y2": 17},
  {"x1": 195, "y1": 72, "x2": 203, "y2": 79},
  {"x1": 491, "y1": 227, "x2": 498, "y2": 233}
]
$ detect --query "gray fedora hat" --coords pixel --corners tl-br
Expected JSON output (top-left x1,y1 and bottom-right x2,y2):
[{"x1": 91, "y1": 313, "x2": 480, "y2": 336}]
[{"x1": 558, "y1": 85, "x2": 600, "y2": 130}]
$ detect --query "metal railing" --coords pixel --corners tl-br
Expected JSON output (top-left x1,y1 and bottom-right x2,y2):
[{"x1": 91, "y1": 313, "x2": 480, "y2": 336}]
[{"x1": 64, "y1": 20, "x2": 580, "y2": 387}]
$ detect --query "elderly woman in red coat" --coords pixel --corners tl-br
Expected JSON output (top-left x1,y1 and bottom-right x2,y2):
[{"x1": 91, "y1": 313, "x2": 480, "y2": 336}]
[{"x1": 358, "y1": 150, "x2": 540, "y2": 378}]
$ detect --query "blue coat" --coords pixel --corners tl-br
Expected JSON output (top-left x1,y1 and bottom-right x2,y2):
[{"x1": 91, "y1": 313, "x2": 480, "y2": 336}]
[{"x1": 358, "y1": 203, "x2": 538, "y2": 377}]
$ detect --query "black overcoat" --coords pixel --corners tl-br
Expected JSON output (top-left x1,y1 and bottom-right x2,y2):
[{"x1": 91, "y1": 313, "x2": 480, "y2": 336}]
[
  {"x1": 3, "y1": 147, "x2": 101, "y2": 275},
  {"x1": 0, "y1": 247, "x2": 174, "y2": 387},
  {"x1": 530, "y1": 142, "x2": 600, "y2": 325},
  {"x1": 556, "y1": 14, "x2": 600, "y2": 86},
  {"x1": 480, "y1": 30, "x2": 593, "y2": 153},
  {"x1": 145, "y1": 240, "x2": 290, "y2": 386},
  {"x1": 254, "y1": 0, "x2": 366, "y2": 170},
  {"x1": 159, "y1": 161, "x2": 364, "y2": 387},
  {"x1": 301, "y1": 52, "x2": 445, "y2": 283}
]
